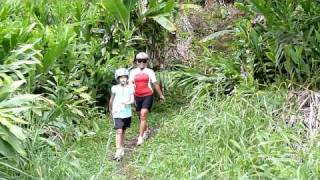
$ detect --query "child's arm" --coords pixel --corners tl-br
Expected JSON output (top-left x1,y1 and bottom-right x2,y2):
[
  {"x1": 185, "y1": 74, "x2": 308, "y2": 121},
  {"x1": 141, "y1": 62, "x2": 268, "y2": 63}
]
[
  {"x1": 122, "y1": 93, "x2": 134, "y2": 105},
  {"x1": 109, "y1": 94, "x2": 115, "y2": 113}
]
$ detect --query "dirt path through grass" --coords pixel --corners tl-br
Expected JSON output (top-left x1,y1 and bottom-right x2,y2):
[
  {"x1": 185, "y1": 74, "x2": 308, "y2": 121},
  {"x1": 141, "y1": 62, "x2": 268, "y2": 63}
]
[{"x1": 73, "y1": 101, "x2": 175, "y2": 179}]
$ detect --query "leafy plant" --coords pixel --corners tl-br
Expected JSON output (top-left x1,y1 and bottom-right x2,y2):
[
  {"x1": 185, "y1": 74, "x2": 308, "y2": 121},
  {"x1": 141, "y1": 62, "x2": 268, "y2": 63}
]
[
  {"x1": 0, "y1": 44, "x2": 43, "y2": 159},
  {"x1": 235, "y1": 0, "x2": 320, "y2": 87},
  {"x1": 171, "y1": 53, "x2": 240, "y2": 102}
]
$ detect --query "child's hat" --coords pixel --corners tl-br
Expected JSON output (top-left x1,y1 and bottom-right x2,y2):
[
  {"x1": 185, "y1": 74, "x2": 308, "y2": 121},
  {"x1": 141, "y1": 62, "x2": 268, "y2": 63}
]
[{"x1": 115, "y1": 68, "x2": 129, "y2": 80}]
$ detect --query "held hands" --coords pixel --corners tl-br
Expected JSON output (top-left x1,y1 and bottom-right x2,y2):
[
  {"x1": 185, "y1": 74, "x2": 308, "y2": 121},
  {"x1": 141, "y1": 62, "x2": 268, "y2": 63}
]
[{"x1": 120, "y1": 101, "x2": 130, "y2": 105}]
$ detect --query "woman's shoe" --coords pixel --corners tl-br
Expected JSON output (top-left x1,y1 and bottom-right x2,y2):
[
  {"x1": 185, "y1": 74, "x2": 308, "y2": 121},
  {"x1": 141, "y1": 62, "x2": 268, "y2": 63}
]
[
  {"x1": 136, "y1": 136, "x2": 144, "y2": 145},
  {"x1": 142, "y1": 130, "x2": 150, "y2": 140}
]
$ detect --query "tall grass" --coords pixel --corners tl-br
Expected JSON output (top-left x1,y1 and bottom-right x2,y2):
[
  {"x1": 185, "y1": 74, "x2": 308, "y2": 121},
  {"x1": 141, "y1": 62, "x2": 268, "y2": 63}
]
[{"x1": 127, "y1": 89, "x2": 320, "y2": 179}]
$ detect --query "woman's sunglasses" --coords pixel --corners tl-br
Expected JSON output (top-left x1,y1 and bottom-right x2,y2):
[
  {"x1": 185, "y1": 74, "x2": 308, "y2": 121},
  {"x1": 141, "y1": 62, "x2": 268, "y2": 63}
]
[{"x1": 136, "y1": 59, "x2": 148, "y2": 63}]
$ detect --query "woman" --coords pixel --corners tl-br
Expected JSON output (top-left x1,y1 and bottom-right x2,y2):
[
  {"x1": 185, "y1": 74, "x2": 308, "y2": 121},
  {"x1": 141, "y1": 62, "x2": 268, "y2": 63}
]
[{"x1": 129, "y1": 52, "x2": 165, "y2": 145}]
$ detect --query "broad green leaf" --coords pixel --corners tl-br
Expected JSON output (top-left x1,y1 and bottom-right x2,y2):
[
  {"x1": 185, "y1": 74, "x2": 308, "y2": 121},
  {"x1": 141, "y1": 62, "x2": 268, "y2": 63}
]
[
  {"x1": 103, "y1": 0, "x2": 129, "y2": 29},
  {"x1": 163, "y1": 0, "x2": 175, "y2": 13},
  {"x1": 200, "y1": 30, "x2": 234, "y2": 42},
  {"x1": 73, "y1": 86, "x2": 88, "y2": 93},
  {"x1": 234, "y1": 2, "x2": 251, "y2": 13},
  {"x1": 0, "y1": 107, "x2": 34, "y2": 114},
  {"x1": 301, "y1": 0, "x2": 311, "y2": 12},
  {"x1": 0, "y1": 138, "x2": 16, "y2": 157},
  {"x1": 124, "y1": 0, "x2": 139, "y2": 12},
  {"x1": 0, "y1": 125, "x2": 26, "y2": 156},
  {"x1": 288, "y1": 47, "x2": 299, "y2": 65},
  {"x1": 284, "y1": 58, "x2": 293, "y2": 79},
  {"x1": 143, "y1": 0, "x2": 174, "y2": 18},
  {"x1": 152, "y1": 15, "x2": 176, "y2": 32},
  {"x1": 7, "y1": 60, "x2": 41, "y2": 69},
  {"x1": 92, "y1": 121, "x2": 100, "y2": 131},
  {"x1": 0, "y1": 94, "x2": 40, "y2": 107},
  {"x1": 149, "y1": 0, "x2": 157, "y2": 8},
  {"x1": 38, "y1": 96, "x2": 56, "y2": 106},
  {"x1": 68, "y1": 105, "x2": 85, "y2": 117},
  {"x1": 179, "y1": 4, "x2": 201, "y2": 10},
  {"x1": 10, "y1": 44, "x2": 33, "y2": 56},
  {"x1": 0, "y1": 117, "x2": 26, "y2": 140},
  {"x1": 266, "y1": 52, "x2": 275, "y2": 63},
  {"x1": 0, "y1": 80, "x2": 25, "y2": 101},
  {"x1": 39, "y1": 137, "x2": 59, "y2": 148},
  {"x1": 0, "y1": 113, "x2": 28, "y2": 124},
  {"x1": 42, "y1": 26, "x2": 75, "y2": 73},
  {"x1": 79, "y1": 93, "x2": 91, "y2": 101},
  {"x1": 13, "y1": 69, "x2": 26, "y2": 81},
  {"x1": 275, "y1": 44, "x2": 284, "y2": 66}
]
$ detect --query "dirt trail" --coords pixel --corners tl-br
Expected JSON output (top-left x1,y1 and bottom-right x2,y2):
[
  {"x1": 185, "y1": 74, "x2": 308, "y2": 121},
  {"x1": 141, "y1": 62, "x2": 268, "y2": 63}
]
[
  {"x1": 108, "y1": 126, "x2": 160, "y2": 179},
  {"x1": 107, "y1": 126, "x2": 159, "y2": 160}
]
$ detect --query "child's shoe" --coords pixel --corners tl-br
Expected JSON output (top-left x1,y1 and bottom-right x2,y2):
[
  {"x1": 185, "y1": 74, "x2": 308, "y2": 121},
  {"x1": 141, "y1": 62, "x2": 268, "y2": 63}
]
[{"x1": 113, "y1": 148, "x2": 124, "y2": 161}]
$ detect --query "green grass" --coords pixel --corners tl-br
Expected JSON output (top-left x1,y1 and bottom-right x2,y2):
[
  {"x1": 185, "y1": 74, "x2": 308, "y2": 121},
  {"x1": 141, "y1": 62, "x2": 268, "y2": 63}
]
[
  {"x1": 17, "y1": 99, "x2": 173, "y2": 179},
  {"x1": 121, "y1": 89, "x2": 320, "y2": 179},
  {"x1": 72, "y1": 99, "x2": 174, "y2": 179},
  {"x1": 11, "y1": 89, "x2": 320, "y2": 179}
]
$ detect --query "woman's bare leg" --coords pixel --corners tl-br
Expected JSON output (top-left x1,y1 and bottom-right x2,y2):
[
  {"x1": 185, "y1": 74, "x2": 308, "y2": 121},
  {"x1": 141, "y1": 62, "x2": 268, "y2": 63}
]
[{"x1": 139, "y1": 108, "x2": 149, "y2": 137}]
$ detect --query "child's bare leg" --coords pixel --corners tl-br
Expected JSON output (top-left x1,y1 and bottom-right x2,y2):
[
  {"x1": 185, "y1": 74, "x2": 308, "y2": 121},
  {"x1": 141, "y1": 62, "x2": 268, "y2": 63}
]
[
  {"x1": 116, "y1": 129, "x2": 123, "y2": 149},
  {"x1": 121, "y1": 129, "x2": 125, "y2": 148}
]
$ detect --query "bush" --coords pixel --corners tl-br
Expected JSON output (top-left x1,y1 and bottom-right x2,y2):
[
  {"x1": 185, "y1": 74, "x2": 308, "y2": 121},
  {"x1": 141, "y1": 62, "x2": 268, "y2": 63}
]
[{"x1": 235, "y1": 0, "x2": 320, "y2": 88}]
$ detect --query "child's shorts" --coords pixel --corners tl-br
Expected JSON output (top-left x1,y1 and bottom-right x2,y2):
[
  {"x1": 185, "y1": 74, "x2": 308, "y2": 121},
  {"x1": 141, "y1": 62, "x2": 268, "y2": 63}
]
[{"x1": 114, "y1": 117, "x2": 131, "y2": 130}]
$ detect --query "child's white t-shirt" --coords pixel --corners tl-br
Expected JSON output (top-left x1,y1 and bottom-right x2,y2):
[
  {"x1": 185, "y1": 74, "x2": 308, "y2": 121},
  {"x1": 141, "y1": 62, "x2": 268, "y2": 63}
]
[{"x1": 111, "y1": 85, "x2": 134, "y2": 118}]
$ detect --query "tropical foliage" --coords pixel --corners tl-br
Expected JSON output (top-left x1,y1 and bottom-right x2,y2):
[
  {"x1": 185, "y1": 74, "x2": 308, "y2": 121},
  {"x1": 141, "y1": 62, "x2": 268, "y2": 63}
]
[
  {"x1": 1, "y1": 0, "x2": 320, "y2": 179},
  {"x1": 0, "y1": 0, "x2": 178, "y2": 178},
  {"x1": 235, "y1": 0, "x2": 320, "y2": 87}
]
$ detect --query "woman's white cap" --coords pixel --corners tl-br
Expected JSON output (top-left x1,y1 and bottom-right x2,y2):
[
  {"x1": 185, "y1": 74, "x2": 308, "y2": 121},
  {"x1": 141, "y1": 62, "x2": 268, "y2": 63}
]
[{"x1": 136, "y1": 52, "x2": 149, "y2": 59}]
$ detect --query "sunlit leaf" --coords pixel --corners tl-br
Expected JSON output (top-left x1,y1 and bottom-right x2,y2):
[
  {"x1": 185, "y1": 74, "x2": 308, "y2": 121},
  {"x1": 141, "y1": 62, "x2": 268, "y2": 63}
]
[{"x1": 151, "y1": 15, "x2": 176, "y2": 32}]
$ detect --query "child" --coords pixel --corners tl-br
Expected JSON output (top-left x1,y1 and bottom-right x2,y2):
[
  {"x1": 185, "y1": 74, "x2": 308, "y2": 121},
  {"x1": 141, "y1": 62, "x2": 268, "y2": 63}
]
[{"x1": 109, "y1": 68, "x2": 134, "y2": 161}]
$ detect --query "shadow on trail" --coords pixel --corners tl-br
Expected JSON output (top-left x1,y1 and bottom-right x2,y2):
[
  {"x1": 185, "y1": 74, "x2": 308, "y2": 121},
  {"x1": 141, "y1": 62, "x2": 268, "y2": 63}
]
[{"x1": 124, "y1": 126, "x2": 160, "y2": 151}]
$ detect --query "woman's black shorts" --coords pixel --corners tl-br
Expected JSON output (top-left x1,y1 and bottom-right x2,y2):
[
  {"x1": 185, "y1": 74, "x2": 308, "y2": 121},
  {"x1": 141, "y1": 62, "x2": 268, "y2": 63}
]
[
  {"x1": 113, "y1": 117, "x2": 131, "y2": 130},
  {"x1": 135, "y1": 95, "x2": 153, "y2": 111}
]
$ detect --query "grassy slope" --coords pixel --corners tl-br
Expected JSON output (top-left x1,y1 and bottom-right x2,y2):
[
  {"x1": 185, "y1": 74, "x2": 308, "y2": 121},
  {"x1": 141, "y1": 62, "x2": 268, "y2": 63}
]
[
  {"x1": 29, "y1": 89, "x2": 320, "y2": 179},
  {"x1": 18, "y1": 89, "x2": 320, "y2": 179},
  {"x1": 119, "y1": 90, "x2": 320, "y2": 179}
]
